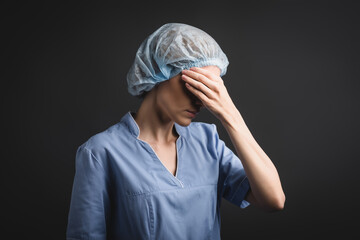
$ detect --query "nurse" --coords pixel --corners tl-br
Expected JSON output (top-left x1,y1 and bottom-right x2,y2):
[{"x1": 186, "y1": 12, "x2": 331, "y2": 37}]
[{"x1": 66, "y1": 23, "x2": 285, "y2": 240}]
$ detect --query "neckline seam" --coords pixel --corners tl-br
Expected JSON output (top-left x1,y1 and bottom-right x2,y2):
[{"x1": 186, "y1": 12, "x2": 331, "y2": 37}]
[{"x1": 127, "y1": 111, "x2": 184, "y2": 140}]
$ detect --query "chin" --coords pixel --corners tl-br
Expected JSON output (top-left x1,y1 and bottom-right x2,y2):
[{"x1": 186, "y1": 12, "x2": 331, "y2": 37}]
[{"x1": 175, "y1": 117, "x2": 192, "y2": 127}]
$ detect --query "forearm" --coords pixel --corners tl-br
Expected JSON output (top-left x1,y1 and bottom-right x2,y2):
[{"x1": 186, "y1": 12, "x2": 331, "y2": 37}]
[{"x1": 220, "y1": 108, "x2": 285, "y2": 210}]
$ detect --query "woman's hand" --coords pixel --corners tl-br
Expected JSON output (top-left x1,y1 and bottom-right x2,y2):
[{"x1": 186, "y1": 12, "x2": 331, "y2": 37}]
[
  {"x1": 181, "y1": 67, "x2": 238, "y2": 123},
  {"x1": 182, "y1": 67, "x2": 286, "y2": 211}
]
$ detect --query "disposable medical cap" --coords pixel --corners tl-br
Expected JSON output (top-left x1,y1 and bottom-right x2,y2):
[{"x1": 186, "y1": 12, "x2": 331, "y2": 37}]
[{"x1": 126, "y1": 23, "x2": 229, "y2": 97}]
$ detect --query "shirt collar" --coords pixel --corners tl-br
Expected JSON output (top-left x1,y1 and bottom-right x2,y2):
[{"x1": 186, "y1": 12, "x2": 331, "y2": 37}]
[{"x1": 122, "y1": 111, "x2": 185, "y2": 139}]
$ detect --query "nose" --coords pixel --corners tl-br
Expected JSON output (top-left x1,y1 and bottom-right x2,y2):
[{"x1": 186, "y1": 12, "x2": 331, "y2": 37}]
[{"x1": 193, "y1": 97, "x2": 203, "y2": 109}]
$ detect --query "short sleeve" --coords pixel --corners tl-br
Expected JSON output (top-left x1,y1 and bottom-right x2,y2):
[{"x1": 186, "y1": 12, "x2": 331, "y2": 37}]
[
  {"x1": 213, "y1": 124, "x2": 251, "y2": 209},
  {"x1": 66, "y1": 146, "x2": 111, "y2": 240}
]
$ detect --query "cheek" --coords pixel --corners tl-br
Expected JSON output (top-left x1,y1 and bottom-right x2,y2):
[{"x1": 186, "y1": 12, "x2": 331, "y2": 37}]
[
  {"x1": 159, "y1": 82, "x2": 187, "y2": 108},
  {"x1": 161, "y1": 76, "x2": 195, "y2": 108}
]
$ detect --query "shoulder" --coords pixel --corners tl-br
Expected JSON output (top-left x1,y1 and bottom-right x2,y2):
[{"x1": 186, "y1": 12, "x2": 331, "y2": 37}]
[
  {"x1": 178, "y1": 121, "x2": 222, "y2": 160},
  {"x1": 186, "y1": 121, "x2": 217, "y2": 136},
  {"x1": 178, "y1": 121, "x2": 219, "y2": 146},
  {"x1": 77, "y1": 121, "x2": 128, "y2": 161}
]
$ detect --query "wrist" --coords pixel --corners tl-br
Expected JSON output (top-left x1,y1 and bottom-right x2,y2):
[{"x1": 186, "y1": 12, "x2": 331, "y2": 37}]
[
  {"x1": 220, "y1": 107, "x2": 254, "y2": 138},
  {"x1": 220, "y1": 107, "x2": 243, "y2": 131}
]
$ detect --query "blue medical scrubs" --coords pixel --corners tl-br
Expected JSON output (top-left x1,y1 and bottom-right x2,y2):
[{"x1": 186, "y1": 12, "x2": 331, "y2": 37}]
[{"x1": 66, "y1": 111, "x2": 250, "y2": 240}]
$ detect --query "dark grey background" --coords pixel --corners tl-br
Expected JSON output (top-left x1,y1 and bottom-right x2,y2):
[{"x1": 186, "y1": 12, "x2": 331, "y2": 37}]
[{"x1": 3, "y1": 1, "x2": 359, "y2": 239}]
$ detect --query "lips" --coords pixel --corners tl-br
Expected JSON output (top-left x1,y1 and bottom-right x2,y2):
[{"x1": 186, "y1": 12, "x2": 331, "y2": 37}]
[{"x1": 187, "y1": 110, "x2": 199, "y2": 115}]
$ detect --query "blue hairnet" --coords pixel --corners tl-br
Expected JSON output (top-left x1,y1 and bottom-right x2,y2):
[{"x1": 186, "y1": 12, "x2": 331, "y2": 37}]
[{"x1": 126, "y1": 23, "x2": 229, "y2": 97}]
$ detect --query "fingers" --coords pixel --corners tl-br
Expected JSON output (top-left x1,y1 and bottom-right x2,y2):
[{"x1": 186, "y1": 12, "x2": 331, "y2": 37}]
[
  {"x1": 184, "y1": 82, "x2": 208, "y2": 103},
  {"x1": 181, "y1": 74, "x2": 214, "y2": 98},
  {"x1": 181, "y1": 69, "x2": 218, "y2": 91},
  {"x1": 188, "y1": 67, "x2": 222, "y2": 83}
]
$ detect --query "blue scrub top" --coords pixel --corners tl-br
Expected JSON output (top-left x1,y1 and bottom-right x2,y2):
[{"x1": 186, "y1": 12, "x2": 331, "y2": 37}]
[{"x1": 67, "y1": 111, "x2": 250, "y2": 240}]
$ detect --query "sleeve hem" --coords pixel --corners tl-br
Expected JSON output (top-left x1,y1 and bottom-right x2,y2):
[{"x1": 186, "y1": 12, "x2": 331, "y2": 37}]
[{"x1": 229, "y1": 177, "x2": 251, "y2": 209}]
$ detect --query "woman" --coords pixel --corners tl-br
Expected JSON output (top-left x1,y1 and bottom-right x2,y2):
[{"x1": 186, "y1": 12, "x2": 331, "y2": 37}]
[{"x1": 66, "y1": 23, "x2": 285, "y2": 240}]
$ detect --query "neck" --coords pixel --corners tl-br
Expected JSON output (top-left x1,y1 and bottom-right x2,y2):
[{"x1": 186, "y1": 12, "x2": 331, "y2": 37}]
[{"x1": 133, "y1": 91, "x2": 179, "y2": 144}]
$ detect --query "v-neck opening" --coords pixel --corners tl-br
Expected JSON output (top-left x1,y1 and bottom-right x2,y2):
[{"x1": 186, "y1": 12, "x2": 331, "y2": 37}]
[
  {"x1": 127, "y1": 111, "x2": 184, "y2": 187},
  {"x1": 140, "y1": 137, "x2": 183, "y2": 188},
  {"x1": 146, "y1": 137, "x2": 181, "y2": 178}
]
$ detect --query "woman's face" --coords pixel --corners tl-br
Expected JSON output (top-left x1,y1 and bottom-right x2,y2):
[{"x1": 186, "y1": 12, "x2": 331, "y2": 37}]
[{"x1": 156, "y1": 65, "x2": 221, "y2": 126}]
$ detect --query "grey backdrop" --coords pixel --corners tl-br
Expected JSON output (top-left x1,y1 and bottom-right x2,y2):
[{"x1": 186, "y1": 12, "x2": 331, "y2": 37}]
[{"x1": 3, "y1": 1, "x2": 359, "y2": 239}]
